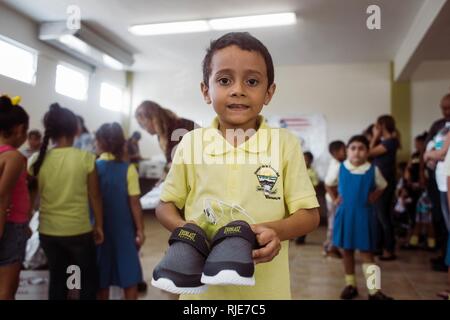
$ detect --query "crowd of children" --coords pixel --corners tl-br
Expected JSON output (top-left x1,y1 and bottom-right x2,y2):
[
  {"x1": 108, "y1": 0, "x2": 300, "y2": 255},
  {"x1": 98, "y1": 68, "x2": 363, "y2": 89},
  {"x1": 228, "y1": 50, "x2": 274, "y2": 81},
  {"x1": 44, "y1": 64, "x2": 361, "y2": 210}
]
[
  {"x1": 0, "y1": 31, "x2": 449, "y2": 301},
  {"x1": 0, "y1": 98, "x2": 145, "y2": 300}
]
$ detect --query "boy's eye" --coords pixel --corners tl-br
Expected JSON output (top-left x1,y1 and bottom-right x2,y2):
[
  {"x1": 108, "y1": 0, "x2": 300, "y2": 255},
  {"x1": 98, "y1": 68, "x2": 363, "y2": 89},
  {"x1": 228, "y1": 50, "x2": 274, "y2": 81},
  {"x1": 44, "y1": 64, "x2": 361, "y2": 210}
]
[
  {"x1": 246, "y1": 78, "x2": 259, "y2": 86},
  {"x1": 218, "y1": 77, "x2": 231, "y2": 86}
]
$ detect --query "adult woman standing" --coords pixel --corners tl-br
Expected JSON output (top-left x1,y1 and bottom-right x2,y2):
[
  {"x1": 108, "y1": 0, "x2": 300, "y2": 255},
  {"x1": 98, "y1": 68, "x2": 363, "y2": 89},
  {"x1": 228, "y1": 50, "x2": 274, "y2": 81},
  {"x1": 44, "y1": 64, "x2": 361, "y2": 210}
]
[
  {"x1": 135, "y1": 101, "x2": 198, "y2": 169},
  {"x1": 369, "y1": 115, "x2": 400, "y2": 261}
]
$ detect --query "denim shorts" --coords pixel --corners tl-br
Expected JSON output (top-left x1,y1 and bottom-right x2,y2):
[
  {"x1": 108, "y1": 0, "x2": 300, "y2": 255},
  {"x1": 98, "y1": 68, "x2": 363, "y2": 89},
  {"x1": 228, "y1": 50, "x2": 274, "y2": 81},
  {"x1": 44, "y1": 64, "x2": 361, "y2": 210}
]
[{"x1": 0, "y1": 222, "x2": 29, "y2": 267}]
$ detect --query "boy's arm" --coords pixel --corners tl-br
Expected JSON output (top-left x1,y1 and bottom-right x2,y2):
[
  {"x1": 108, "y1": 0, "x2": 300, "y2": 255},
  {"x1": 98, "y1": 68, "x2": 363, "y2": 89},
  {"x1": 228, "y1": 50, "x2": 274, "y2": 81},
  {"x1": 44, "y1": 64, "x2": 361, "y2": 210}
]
[
  {"x1": 87, "y1": 168, "x2": 104, "y2": 245},
  {"x1": 251, "y1": 207, "x2": 320, "y2": 264},
  {"x1": 156, "y1": 201, "x2": 188, "y2": 232},
  {"x1": 129, "y1": 195, "x2": 145, "y2": 248}
]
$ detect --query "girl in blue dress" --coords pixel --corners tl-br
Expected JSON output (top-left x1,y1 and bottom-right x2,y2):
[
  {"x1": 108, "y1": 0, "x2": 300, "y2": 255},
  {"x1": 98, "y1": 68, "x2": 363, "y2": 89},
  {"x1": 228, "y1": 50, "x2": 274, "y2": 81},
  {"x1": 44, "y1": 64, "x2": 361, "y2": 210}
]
[
  {"x1": 328, "y1": 135, "x2": 393, "y2": 300},
  {"x1": 95, "y1": 123, "x2": 145, "y2": 300}
]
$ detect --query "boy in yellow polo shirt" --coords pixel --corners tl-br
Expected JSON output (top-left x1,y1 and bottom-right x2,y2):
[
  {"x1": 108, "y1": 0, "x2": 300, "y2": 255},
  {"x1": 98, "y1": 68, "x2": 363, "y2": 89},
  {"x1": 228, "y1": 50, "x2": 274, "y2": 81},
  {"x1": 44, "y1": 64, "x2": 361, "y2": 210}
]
[{"x1": 156, "y1": 32, "x2": 320, "y2": 300}]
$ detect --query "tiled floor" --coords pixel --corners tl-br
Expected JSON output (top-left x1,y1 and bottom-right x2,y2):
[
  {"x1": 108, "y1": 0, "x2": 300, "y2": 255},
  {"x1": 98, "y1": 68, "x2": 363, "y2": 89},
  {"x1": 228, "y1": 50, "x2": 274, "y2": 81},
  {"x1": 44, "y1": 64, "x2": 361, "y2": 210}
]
[{"x1": 140, "y1": 213, "x2": 449, "y2": 300}]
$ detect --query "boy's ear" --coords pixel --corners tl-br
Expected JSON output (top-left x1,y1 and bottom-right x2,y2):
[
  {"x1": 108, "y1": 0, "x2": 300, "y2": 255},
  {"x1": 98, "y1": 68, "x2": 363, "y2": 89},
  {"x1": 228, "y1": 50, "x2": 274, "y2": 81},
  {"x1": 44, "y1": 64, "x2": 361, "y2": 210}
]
[
  {"x1": 264, "y1": 83, "x2": 276, "y2": 105},
  {"x1": 200, "y1": 82, "x2": 212, "y2": 104}
]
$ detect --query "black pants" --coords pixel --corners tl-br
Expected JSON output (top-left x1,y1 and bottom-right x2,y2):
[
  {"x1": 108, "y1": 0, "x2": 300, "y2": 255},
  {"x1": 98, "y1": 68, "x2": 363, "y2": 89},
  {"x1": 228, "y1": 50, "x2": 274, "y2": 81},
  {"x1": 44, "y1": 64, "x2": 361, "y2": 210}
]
[
  {"x1": 40, "y1": 232, "x2": 98, "y2": 300},
  {"x1": 375, "y1": 183, "x2": 396, "y2": 253}
]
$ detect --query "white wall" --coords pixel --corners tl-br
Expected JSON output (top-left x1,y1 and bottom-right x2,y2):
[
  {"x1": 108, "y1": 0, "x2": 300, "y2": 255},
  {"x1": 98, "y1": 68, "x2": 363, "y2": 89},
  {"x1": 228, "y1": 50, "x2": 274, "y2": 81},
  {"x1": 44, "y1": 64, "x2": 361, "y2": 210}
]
[
  {"x1": 130, "y1": 62, "x2": 391, "y2": 167},
  {"x1": 411, "y1": 60, "x2": 450, "y2": 142},
  {"x1": 0, "y1": 3, "x2": 127, "y2": 136}
]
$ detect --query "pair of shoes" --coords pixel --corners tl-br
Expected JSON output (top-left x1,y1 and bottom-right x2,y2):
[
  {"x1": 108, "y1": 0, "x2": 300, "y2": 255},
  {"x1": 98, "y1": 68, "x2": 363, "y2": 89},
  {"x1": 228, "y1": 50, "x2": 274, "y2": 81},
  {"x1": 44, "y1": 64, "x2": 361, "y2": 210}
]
[
  {"x1": 378, "y1": 254, "x2": 397, "y2": 261},
  {"x1": 368, "y1": 291, "x2": 394, "y2": 300},
  {"x1": 340, "y1": 286, "x2": 358, "y2": 300},
  {"x1": 151, "y1": 220, "x2": 257, "y2": 295}
]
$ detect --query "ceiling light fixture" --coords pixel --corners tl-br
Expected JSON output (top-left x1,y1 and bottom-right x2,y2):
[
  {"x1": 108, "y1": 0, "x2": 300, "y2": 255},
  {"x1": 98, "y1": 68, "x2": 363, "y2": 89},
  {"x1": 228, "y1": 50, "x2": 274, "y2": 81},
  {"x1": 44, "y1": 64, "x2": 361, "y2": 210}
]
[{"x1": 128, "y1": 12, "x2": 297, "y2": 36}]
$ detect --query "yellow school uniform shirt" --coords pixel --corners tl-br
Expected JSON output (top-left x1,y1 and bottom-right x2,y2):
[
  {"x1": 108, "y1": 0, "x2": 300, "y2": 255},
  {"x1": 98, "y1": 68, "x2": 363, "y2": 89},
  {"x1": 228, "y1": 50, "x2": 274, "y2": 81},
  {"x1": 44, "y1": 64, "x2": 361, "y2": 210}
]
[
  {"x1": 98, "y1": 153, "x2": 141, "y2": 196},
  {"x1": 29, "y1": 147, "x2": 95, "y2": 236},
  {"x1": 160, "y1": 116, "x2": 319, "y2": 300}
]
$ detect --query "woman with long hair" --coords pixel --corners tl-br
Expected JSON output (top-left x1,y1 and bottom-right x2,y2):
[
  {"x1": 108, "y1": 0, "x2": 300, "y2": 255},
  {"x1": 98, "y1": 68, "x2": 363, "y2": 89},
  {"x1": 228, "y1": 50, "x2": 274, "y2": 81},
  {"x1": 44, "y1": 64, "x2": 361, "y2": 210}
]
[
  {"x1": 135, "y1": 101, "x2": 198, "y2": 167},
  {"x1": 369, "y1": 115, "x2": 400, "y2": 261}
]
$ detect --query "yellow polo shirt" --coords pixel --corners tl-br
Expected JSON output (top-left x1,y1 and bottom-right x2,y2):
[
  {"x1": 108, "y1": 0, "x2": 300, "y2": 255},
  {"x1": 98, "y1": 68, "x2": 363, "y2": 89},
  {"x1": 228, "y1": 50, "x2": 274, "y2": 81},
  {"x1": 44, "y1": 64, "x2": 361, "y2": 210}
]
[
  {"x1": 160, "y1": 116, "x2": 319, "y2": 300},
  {"x1": 28, "y1": 147, "x2": 95, "y2": 236}
]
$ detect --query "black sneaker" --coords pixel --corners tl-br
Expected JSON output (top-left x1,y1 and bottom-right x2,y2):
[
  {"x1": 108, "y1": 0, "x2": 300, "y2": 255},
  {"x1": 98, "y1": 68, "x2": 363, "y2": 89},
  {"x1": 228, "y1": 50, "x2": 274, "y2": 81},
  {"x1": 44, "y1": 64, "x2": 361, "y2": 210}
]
[
  {"x1": 151, "y1": 223, "x2": 210, "y2": 294},
  {"x1": 368, "y1": 291, "x2": 394, "y2": 300},
  {"x1": 340, "y1": 286, "x2": 359, "y2": 300}
]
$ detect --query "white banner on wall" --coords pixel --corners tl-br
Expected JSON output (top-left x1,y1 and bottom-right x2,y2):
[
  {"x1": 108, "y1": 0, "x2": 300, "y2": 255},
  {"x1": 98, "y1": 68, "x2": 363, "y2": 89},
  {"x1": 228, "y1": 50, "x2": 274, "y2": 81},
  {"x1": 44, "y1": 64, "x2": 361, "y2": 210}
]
[{"x1": 266, "y1": 114, "x2": 329, "y2": 179}]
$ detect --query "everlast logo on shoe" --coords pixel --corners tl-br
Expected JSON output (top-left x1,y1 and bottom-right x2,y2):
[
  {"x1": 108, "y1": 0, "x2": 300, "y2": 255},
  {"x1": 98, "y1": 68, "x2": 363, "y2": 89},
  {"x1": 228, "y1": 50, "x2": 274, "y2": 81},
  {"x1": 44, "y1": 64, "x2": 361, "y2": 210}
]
[
  {"x1": 179, "y1": 230, "x2": 196, "y2": 241},
  {"x1": 224, "y1": 226, "x2": 241, "y2": 234}
]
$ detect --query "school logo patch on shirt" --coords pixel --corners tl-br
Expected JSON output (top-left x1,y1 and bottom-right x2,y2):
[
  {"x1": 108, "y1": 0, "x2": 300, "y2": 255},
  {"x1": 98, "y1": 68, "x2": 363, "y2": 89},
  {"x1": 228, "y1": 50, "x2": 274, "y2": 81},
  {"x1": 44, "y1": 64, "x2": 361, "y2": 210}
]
[{"x1": 255, "y1": 165, "x2": 280, "y2": 200}]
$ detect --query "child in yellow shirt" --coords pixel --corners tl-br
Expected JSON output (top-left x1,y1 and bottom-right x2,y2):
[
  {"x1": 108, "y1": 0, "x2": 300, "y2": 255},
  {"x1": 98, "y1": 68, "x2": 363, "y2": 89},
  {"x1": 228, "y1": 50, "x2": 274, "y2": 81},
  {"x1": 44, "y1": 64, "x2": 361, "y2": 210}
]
[{"x1": 156, "y1": 32, "x2": 320, "y2": 300}]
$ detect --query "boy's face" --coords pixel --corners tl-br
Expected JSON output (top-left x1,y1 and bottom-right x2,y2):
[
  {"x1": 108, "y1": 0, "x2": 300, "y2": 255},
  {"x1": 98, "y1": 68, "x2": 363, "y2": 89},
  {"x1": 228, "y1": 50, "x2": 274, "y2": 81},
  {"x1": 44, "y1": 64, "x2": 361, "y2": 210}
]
[
  {"x1": 201, "y1": 45, "x2": 276, "y2": 130},
  {"x1": 28, "y1": 135, "x2": 42, "y2": 150},
  {"x1": 347, "y1": 141, "x2": 368, "y2": 166},
  {"x1": 334, "y1": 147, "x2": 346, "y2": 162}
]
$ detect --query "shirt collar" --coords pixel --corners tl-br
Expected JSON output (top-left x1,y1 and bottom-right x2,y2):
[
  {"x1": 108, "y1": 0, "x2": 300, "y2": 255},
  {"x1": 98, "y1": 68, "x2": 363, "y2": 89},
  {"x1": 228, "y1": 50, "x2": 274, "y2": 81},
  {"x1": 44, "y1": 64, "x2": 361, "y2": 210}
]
[
  {"x1": 99, "y1": 152, "x2": 115, "y2": 160},
  {"x1": 205, "y1": 116, "x2": 271, "y2": 155}
]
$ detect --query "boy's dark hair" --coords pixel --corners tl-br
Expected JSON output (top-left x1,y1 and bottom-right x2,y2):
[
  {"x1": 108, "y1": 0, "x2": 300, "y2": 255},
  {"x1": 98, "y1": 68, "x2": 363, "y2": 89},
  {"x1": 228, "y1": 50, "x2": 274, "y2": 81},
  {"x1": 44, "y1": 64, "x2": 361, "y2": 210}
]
[
  {"x1": 0, "y1": 95, "x2": 29, "y2": 137},
  {"x1": 304, "y1": 151, "x2": 314, "y2": 162},
  {"x1": 329, "y1": 140, "x2": 345, "y2": 154},
  {"x1": 28, "y1": 129, "x2": 42, "y2": 139},
  {"x1": 202, "y1": 32, "x2": 274, "y2": 88},
  {"x1": 33, "y1": 103, "x2": 78, "y2": 176},
  {"x1": 347, "y1": 135, "x2": 370, "y2": 150},
  {"x1": 415, "y1": 131, "x2": 428, "y2": 142},
  {"x1": 96, "y1": 122, "x2": 126, "y2": 161}
]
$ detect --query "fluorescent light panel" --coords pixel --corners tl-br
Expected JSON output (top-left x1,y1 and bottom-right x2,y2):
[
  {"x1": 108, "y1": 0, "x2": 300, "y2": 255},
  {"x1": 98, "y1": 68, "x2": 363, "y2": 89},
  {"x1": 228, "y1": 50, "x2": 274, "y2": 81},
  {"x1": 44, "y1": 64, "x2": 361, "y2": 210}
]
[
  {"x1": 209, "y1": 13, "x2": 296, "y2": 30},
  {"x1": 129, "y1": 20, "x2": 209, "y2": 36},
  {"x1": 129, "y1": 12, "x2": 296, "y2": 36}
]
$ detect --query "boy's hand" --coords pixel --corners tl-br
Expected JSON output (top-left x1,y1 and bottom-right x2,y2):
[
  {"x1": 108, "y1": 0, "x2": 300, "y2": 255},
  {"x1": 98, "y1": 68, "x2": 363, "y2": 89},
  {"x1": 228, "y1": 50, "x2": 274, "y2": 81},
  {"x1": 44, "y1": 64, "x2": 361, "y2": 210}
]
[
  {"x1": 136, "y1": 229, "x2": 146, "y2": 249},
  {"x1": 250, "y1": 224, "x2": 281, "y2": 264},
  {"x1": 93, "y1": 224, "x2": 104, "y2": 245}
]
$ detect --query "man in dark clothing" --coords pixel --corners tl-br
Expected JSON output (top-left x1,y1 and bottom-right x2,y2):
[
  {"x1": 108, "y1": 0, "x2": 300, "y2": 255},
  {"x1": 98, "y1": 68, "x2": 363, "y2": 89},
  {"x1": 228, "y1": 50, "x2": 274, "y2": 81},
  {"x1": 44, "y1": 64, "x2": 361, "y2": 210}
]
[{"x1": 423, "y1": 93, "x2": 450, "y2": 272}]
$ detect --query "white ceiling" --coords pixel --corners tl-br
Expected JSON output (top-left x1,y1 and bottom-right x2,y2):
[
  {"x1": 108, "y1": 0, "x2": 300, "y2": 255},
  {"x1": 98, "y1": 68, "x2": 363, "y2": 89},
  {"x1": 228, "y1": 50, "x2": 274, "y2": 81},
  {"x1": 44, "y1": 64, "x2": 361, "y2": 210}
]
[{"x1": 1, "y1": 0, "x2": 428, "y2": 71}]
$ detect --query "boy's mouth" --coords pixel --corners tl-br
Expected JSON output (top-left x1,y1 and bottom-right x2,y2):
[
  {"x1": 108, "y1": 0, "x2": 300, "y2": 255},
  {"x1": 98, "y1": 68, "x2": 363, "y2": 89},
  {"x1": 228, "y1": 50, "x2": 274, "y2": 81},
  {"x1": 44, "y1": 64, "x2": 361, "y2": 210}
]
[{"x1": 227, "y1": 104, "x2": 250, "y2": 110}]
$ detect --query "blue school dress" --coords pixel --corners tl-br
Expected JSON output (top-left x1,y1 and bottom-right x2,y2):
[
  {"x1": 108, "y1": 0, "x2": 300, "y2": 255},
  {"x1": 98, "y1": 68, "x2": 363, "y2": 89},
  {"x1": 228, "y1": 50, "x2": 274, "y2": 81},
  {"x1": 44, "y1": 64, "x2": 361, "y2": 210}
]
[
  {"x1": 333, "y1": 163, "x2": 377, "y2": 251},
  {"x1": 96, "y1": 159, "x2": 143, "y2": 289}
]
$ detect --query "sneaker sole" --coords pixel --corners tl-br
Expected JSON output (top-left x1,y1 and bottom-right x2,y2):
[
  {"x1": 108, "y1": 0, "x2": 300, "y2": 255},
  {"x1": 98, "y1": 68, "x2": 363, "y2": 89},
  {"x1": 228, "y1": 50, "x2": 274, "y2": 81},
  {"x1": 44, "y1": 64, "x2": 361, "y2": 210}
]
[
  {"x1": 151, "y1": 277, "x2": 207, "y2": 295},
  {"x1": 201, "y1": 270, "x2": 255, "y2": 286}
]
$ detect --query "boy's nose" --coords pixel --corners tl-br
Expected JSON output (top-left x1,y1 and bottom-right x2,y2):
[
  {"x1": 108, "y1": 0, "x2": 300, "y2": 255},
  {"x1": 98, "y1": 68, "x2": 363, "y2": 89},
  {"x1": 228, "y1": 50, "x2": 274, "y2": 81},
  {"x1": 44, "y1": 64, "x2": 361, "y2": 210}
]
[{"x1": 229, "y1": 82, "x2": 246, "y2": 97}]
